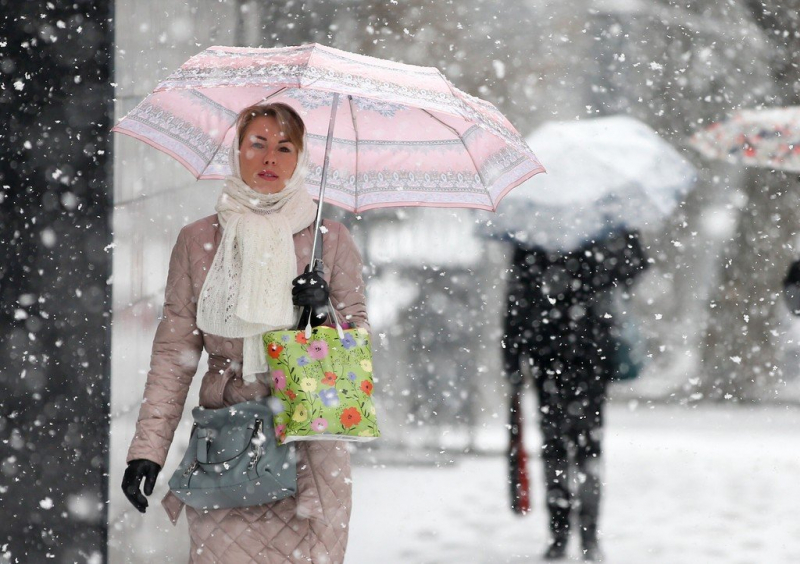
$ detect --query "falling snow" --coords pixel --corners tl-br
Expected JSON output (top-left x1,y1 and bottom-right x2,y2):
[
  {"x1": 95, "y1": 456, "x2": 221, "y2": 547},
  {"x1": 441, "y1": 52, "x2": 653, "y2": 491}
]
[{"x1": 3, "y1": 0, "x2": 800, "y2": 563}]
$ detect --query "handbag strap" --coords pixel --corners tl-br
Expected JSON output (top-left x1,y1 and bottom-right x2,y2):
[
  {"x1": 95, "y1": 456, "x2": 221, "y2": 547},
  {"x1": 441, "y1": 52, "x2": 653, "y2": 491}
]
[
  {"x1": 205, "y1": 363, "x2": 244, "y2": 410},
  {"x1": 326, "y1": 296, "x2": 345, "y2": 339}
]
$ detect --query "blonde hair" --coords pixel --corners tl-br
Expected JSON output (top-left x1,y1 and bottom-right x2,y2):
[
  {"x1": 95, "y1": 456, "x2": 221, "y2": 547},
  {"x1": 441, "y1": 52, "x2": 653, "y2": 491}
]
[{"x1": 235, "y1": 103, "x2": 305, "y2": 152}]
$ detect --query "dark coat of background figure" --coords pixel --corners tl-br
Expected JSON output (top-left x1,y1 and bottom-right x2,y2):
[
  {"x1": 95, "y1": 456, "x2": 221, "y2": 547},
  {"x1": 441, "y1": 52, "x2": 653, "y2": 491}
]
[
  {"x1": 783, "y1": 258, "x2": 800, "y2": 316},
  {"x1": 503, "y1": 230, "x2": 648, "y2": 559}
]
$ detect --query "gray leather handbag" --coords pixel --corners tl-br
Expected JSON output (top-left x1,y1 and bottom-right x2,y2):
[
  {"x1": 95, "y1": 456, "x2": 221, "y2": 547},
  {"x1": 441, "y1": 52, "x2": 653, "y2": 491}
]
[{"x1": 168, "y1": 399, "x2": 297, "y2": 510}]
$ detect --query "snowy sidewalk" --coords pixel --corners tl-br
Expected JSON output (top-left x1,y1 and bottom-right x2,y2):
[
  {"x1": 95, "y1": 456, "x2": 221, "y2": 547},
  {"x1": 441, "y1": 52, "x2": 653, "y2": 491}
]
[{"x1": 347, "y1": 404, "x2": 800, "y2": 563}]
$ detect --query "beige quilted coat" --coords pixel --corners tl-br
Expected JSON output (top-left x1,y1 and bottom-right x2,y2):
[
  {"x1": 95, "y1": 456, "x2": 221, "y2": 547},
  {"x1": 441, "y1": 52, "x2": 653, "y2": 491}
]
[{"x1": 126, "y1": 214, "x2": 369, "y2": 563}]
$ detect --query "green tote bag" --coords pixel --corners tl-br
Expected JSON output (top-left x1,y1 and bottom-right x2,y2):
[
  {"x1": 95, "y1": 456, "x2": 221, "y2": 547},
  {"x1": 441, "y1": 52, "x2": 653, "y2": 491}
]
[{"x1": 263, "y1": 301, "x2": 380, "y2": 445}]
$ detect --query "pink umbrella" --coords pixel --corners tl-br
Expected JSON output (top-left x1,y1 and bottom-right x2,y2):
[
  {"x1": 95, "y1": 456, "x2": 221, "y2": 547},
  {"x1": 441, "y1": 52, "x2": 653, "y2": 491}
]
[{"x1": 112, "y1": 44, "x2": 544, "y2": 218}]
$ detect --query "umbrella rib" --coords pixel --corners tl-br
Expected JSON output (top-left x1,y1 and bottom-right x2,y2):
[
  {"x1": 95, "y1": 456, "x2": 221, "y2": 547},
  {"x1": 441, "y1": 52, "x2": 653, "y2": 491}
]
[
  {"x1": 421, "y1": 109, "x2": 490, "y2": 198},
  {"x1": 347, "y1": 95, "x2": 360, "y2": 211},
  {"x1": 259, "y1": 85, "x2": 288, "y2": 105}
]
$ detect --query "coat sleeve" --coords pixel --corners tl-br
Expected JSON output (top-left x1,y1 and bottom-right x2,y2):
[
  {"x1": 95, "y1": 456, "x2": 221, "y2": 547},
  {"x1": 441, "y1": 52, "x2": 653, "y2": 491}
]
[
  {"x1": 126, "y1": 227, "x2": 203, "y2": 467},
  {"x1": 502, "y1": 255, "x2": 526, "y2": 377},
  {"x1": 328, "y1": 224, "x2": 370, "y2": 332}
]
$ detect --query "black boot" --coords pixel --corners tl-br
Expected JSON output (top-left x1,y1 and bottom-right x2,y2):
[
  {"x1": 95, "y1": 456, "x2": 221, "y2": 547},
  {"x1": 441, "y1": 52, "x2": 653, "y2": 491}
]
[
  {"x1": 542, "y1": 434, "x2": 571, "y2": 561},
  {"x1": 581, "y1": 543, "x2": 604, "y2": 562},
  {"x1": 579, "y1": 518, "x2": 604, "y2": 561},
  {"x1": 543, "y1": 505, "x2": 570, "y2": 560},
  {"x1": 578, "y1": 458, "x2": 603, "y2": 561},
  {"x1": 543, "y1": 537, "x2": 569, "y2": 560}
]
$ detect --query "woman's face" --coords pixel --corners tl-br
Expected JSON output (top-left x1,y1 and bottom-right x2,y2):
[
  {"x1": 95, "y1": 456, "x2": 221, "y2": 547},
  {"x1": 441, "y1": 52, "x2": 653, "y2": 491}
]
[{"x1": 238, "y1": 115, "x2": 300, "y2": 194}]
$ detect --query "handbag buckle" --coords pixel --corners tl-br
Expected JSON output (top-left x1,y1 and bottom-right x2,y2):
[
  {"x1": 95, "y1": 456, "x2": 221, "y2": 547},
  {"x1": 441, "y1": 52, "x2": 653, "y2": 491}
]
[
  {"x1": 183, "y1": 459, "x2": 198, "y2": 477},
  {"x1": 248, "y1": 419, "x2": 265, "y2": 470}
]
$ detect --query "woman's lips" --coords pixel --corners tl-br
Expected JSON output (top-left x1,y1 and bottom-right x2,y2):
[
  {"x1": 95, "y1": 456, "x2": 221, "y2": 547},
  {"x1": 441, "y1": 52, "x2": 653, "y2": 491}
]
[{"x1": 258, "y1": 171, "x2": 279, "y2": 180}]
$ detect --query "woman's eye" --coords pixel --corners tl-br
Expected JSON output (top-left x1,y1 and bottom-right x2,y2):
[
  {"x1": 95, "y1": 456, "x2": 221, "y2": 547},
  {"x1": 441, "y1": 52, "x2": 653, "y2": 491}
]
[
  {"x1": 252, "y1": 142, "x2": 265, "y2": 149},
  {"x1": 279, "y1": 147, "x2": 291, "y2": 153}
]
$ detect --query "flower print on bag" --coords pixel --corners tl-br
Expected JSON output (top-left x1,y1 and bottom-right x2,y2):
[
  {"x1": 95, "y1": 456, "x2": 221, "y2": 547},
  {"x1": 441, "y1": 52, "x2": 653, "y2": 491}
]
[
  {"x1": 359, "y1": 359, "x2": 373, "y2": 373},
  {"x1": 300, "y1": 377, "x2": 317, "y2": 393},
  {"x1": 319, "y1": 388, "x2": 340, "y2": 408},
  {"x1": 271, "y1": 370, "x2": 287, "y2": 391},
  {"x1": 348, "y1": 371, "x2": 357, "y2": 381},
  {"x1": 341, "y1": 333, "x2": 357, "y2": 350},
  {"x1": 275, "y1": 423, "x2": 287, "y2": 439},
  {"x1": 286, "y1": 389, "x2": 297, "y2": 401},
  {"x1": 311, "y1": 418, "x2": 328, "y2": 432},
  {"x1": 267, "y1": 343, "x2": 284, "y2": 359},
  {"x1": 340, "y1": 407, "x2": 362, "y2": 429},
  {"x1": 308, "y1": 340, "x2": 329, "y2": 360},
  {"x1": 358, "y1": 429, "x2": 374, "y2": 437},
  {"x1": 360, "y1": 380, "x2": 373, "y2": 396},
  {"x1": 297, "y1": 355, "x2": 310, "y2": 367},
  {"x1": 292, "y1": 404, "x2": 308, "y2": 422},
  {"x1": 322, "y1": 372, "x2": 337, "y2": 386},
  {"x1": 295, "y1": 332, "x2": 308, "y2": 345}
]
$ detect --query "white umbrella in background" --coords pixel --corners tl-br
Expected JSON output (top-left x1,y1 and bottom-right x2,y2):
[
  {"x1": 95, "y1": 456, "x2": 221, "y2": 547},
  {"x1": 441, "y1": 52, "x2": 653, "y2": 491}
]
[{"x1": 479, "y1": 115, "x2": 697, "y2": 251}]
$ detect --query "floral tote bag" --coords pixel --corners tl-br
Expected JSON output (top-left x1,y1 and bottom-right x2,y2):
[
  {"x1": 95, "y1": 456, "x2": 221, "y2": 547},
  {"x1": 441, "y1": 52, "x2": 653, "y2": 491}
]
[{"x1": 263, "y1": 313, "x2": 380, "y2": 445}]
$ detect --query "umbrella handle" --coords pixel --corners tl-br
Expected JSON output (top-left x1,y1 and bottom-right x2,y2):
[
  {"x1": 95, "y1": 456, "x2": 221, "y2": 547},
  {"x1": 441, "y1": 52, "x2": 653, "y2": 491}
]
[{"x1": 309, "y1": 92, "x2": 341, "y2": 262}]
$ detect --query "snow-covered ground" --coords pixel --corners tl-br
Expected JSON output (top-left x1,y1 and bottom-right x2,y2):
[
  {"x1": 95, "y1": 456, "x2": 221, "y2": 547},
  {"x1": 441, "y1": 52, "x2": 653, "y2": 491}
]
[{"x1": 347, "y1": 403, "x2": 800, "y2": 563}]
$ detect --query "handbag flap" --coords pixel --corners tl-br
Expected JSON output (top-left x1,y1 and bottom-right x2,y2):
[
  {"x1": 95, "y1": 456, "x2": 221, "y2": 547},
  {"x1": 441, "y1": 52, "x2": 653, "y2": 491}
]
[{"x1": 190, "y1": 401, "x2": 273, "y2": 465}]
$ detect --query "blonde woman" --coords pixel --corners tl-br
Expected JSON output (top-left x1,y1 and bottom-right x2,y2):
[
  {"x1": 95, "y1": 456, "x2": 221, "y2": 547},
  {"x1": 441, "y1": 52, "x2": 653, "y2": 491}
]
[{"x1": 122, "y1": 103, "x2": 368, "y2": 563}]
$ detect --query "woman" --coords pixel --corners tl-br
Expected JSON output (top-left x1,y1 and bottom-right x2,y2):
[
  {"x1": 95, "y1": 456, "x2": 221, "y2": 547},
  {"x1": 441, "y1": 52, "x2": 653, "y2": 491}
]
[{"x1": 121, "y1": 103, "x2": 368, "y2": 563}]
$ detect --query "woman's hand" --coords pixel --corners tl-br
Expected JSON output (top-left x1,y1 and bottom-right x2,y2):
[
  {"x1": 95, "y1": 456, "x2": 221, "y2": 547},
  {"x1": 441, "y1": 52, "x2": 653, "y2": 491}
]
[
  {"x1": 122, "y1": 459, "x2": 162, "y2": 513},
  {"x1": 292, "y1": 272, "x2": 330, "y2": 308}
]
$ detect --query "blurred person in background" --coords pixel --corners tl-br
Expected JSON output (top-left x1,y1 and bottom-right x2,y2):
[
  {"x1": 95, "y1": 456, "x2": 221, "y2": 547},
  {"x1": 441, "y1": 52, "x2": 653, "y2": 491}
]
[
  {"x1": 504, "y1": 229, "x2": 648, "y2": 562},
  {"x1": 783, "y1": 258, "x2": 800, "y2": 315}
]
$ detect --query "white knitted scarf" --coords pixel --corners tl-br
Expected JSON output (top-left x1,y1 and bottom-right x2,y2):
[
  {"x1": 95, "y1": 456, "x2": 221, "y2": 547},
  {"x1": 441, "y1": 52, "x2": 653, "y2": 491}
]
[{"x1": 196, "y1": 140, "x2": 317, "y2": 382}]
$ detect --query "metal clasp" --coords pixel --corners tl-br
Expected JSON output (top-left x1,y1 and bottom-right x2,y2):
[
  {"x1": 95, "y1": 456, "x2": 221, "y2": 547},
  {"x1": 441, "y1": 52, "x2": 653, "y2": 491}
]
[
  {"x1": 248, "y1": 419, "x2": 265, "y2": 470},
  {"x1": 183, "y1": 459, "x2": 198, "y2": 477}
]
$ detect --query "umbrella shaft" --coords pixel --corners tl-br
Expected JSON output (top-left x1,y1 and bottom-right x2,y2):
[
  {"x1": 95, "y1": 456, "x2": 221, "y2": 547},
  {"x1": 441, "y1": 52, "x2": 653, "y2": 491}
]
[{"x1": 310, "y1": 92, "x2": 340, "y2": 266}]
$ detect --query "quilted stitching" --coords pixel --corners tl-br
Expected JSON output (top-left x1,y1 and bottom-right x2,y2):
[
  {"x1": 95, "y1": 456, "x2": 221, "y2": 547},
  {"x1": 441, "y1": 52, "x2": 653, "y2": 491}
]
[
  {"x1": 126, "y1": 215, "x2": 366, "y2": 563},
  {"x1": 185, "y1": 442, "x2": 351, "y2": 563}
]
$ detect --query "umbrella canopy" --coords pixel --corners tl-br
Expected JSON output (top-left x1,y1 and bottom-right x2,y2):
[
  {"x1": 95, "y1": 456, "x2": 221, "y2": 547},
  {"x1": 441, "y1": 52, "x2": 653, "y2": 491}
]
[
  {"x1": 112, "y1": 43, "x2": 544, "y2": 213},
  {"x1": 689, "y1": 106, "x2": 800, "y2": 173},
  {"x1": 480, "y1": 115, "x2": 696, "y2": 251}
]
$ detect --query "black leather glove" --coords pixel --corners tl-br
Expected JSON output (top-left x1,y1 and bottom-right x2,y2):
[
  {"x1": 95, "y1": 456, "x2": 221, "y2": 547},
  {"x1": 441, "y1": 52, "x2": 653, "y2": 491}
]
[
  {"x1": 122, "y1": 459, "x2": 162, "y2": 513},
  {"x1": 292, "y1": 271, "x2": 330, "y2": 308}
]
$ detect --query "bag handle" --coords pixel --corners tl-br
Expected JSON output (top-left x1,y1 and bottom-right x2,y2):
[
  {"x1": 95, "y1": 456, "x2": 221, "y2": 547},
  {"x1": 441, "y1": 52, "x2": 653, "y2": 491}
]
[{"x1": 325, "y1": 296, "x2": 345, "y2": 340}]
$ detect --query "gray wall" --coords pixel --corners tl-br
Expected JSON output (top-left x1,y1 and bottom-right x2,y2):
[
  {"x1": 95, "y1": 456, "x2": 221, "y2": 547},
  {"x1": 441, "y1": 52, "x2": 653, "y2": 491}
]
[{"x1": 109, "y1": 1, "x2": 242, "y2": 561}]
